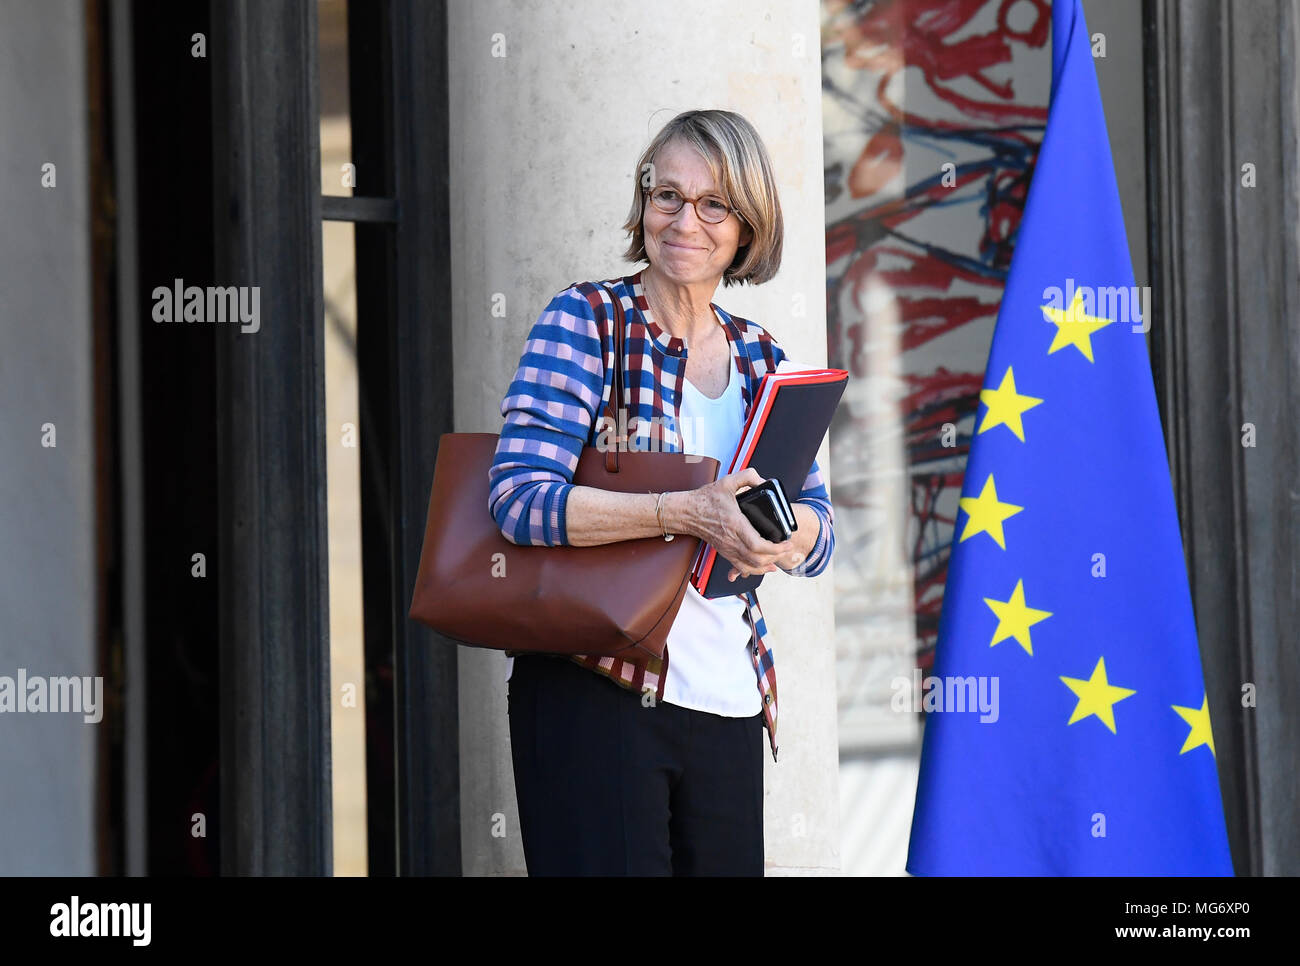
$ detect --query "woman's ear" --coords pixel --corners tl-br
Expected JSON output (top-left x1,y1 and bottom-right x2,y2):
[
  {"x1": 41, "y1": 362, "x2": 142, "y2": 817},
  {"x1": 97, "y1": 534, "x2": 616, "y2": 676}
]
[{"x1": 739, "y1": 222, "x2": 754, "y2": 248}]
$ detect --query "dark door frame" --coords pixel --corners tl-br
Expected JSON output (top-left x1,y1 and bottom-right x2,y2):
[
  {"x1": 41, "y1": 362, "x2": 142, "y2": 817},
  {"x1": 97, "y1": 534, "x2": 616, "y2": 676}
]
[
  {"x1": 1144, "y1": 0, "x2": 1300, "y2": 876},
  {"x1": 209, "y1": 0, "x2": 459, "y2": 876}
]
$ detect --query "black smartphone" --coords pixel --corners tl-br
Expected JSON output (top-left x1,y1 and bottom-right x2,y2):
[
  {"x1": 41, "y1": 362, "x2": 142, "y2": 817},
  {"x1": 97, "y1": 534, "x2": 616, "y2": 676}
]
[
  {"x1": 769, "y1": 477, "x2": 796, "y2": 532},
  {"x1": 736, "y1": 478, "x2": 797, "y2": 543}
]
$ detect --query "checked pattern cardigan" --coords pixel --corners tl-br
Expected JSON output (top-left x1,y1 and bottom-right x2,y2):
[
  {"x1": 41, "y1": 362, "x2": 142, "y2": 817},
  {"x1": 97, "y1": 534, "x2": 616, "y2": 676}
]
[{"x1": 487, "y1": 270, "x2": 835, "y2": 763}]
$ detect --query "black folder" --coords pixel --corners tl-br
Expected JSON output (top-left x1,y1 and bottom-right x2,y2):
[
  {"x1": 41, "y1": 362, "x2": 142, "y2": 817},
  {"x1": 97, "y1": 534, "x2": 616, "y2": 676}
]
[{"x1": 691, "y1": 366, "x2": 848, "y2": 598}]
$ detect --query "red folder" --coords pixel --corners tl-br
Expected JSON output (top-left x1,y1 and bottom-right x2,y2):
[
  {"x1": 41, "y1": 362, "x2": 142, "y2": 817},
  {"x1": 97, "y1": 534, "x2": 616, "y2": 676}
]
[{"x1": 691, "y1": 366, "x2": 848, "y2": 598}]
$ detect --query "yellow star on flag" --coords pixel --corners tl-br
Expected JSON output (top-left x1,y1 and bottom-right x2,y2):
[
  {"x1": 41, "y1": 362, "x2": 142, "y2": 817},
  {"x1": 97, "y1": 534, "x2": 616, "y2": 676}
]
[
  {"x1": 958, "y1": 474, "x2": 1023, "y2": 550},
  {"x1": 978, "y1": 367, "x2": 1043, "y2": 442},
  {"x1": 983, "y1": 579, "x2": 1053, "y2": 655},
  {"x1": 1060, "y1": 656, "x2": 1136, "y2": 733},
  {"x1": 1042, "y1": 289, "x2": 1113, "y2": 362},
  {"x1": 1172, "y1": 694, "x2": 1216, "y2": 757}
]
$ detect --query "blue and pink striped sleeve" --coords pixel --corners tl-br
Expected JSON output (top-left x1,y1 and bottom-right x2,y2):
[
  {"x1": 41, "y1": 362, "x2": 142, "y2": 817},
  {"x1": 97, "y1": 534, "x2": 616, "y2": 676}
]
[
  {"x1": 787, "y1": 458, "x2": 835, "y2": 577},
  {"x1": 488, "y1": 286, "x2": 605, "y2": 547}
]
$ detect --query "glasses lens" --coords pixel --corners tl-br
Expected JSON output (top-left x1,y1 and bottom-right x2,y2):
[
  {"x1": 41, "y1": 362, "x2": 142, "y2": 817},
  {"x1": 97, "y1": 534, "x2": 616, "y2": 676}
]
[
  {"x1": 697, "y1": 196, "x2": 732, "y2": 223},
  {"x1": 650, "y1": 187, "x2": 682, "y2": 214}
]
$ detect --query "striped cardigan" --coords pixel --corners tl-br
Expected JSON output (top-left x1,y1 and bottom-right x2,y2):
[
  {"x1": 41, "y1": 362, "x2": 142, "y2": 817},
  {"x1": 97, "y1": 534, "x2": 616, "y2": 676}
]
[{"x1": 488, "y1": 270, "x2": 835, "y2": 763}]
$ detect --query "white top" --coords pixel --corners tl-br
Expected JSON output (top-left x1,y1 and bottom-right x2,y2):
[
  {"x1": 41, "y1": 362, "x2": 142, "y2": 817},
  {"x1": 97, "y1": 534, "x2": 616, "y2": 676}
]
[
  {"x1": 660, "y1": 352, "x2": 762, "y2": 717},
  {"x1": 505, "y1": 336, "x2": 760, "y2": 718}
]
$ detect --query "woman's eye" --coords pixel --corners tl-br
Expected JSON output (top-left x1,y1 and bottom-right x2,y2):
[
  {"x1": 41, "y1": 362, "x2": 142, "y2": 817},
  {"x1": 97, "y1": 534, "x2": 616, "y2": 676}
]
[
  {"x1": 655, "y1": 189, "x2": 680, "y2": 202},
  {"x1": 703, "y1": 198, "x2": 729, "y2": 214}
]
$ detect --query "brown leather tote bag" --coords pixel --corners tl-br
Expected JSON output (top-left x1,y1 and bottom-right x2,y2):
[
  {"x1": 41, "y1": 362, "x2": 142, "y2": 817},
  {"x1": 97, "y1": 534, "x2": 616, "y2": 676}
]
[{"x1": 407, "y1": 282, "x2": 719, "y2": 664}]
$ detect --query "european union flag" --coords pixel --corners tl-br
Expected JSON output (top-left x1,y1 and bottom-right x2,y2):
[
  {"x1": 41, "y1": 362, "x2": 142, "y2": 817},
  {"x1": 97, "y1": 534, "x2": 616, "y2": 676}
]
[{"x1": 906, "y1": 0, "x2": 1234, "y2": 875}]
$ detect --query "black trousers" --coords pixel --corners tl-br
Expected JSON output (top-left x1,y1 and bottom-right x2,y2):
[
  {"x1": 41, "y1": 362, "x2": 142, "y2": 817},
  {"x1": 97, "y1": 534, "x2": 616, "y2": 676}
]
[{"x1": 507, "y1": 653, "x2": 765, "y2": 876}]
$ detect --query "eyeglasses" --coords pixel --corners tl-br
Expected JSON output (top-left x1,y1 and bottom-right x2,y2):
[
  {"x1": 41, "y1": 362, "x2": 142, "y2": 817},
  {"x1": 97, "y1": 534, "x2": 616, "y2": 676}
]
[{"x1": 644, "y1": 185, "x2": 742, "y2": 225}]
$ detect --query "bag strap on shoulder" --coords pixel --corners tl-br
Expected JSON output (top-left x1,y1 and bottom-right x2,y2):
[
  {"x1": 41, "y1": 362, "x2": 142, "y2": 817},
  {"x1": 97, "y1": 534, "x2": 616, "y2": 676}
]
[{"x1": 599, "y1": 282, "x2": 627, "y2": 473}]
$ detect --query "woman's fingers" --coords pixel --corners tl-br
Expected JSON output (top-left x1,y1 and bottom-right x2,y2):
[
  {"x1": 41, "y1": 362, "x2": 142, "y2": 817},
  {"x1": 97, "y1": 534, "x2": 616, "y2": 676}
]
[
  {"x1": 728, "y1": 558, "x2": 782, "y2": 581},
  {"x1": 736, "y1": 553, "x2": 776, "y2": 572}
]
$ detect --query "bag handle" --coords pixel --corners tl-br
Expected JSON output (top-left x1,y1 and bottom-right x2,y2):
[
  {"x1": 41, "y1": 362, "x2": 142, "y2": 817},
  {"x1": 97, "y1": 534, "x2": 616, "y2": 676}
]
[{"x1": 599, "y1": 282, "x2": 627, "y2": 474}]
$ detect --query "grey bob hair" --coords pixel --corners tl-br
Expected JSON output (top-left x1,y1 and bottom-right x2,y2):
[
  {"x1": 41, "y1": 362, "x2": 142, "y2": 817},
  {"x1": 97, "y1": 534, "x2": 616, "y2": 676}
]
[{"x1": 622, "y1": 109, "x2": 784, "y2": 287}]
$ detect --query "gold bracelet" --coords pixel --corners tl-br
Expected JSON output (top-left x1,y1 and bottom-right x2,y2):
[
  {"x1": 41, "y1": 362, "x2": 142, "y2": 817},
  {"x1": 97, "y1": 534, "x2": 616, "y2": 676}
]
[{"x1": 655, "y1": 491, "x2": 674, "y2": 541}]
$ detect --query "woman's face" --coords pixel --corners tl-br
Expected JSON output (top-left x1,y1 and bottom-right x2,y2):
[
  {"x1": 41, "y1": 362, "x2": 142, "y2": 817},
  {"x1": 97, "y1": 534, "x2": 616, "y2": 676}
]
[{"x1": 641, "y1": 139, "x2": 753, "y2": 289}]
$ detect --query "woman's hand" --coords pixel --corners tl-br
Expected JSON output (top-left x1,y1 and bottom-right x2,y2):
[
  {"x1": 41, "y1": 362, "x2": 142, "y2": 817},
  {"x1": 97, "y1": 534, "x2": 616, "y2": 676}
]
[{"x1": 666, "y1": 467, "x2": 801, "y2": 582}]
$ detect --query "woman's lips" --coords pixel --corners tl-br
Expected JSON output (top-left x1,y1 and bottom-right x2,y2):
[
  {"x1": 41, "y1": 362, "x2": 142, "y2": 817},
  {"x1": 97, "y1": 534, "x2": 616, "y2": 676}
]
[{"x1": 663, "y1": 240, "x2": 703, "y2": 250}]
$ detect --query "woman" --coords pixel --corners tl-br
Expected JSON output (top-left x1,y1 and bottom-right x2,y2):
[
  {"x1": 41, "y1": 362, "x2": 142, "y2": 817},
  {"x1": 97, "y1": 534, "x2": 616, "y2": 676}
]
[{"x1": 488, "y1": 109, "x2": 835, "y2": 876}]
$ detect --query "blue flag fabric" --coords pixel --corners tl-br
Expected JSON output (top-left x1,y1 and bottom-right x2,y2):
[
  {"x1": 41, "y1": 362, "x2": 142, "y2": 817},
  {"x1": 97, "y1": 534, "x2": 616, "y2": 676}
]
[{"x1": 905, "y1": 0, "x2": 1233, "y2": 875}]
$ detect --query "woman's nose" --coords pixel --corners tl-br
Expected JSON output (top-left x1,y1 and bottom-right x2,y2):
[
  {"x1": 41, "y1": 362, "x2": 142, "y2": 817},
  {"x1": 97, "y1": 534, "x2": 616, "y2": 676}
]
[{"x1": 673, "y1": 202, "x2": 703, "y2": 229}]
